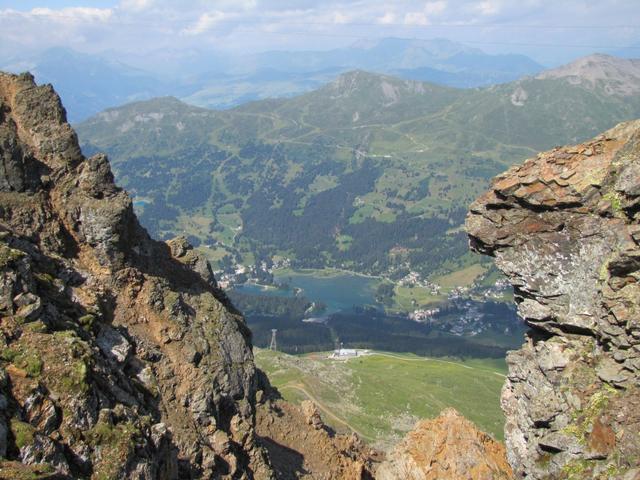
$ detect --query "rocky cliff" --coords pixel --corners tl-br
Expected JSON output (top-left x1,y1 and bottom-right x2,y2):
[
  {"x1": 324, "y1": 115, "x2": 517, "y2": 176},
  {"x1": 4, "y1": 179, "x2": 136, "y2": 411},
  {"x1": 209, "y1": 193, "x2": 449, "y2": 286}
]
[
  {"x1": 467, "y1": 120, "x2": 640, "y2": 479},
  {"x1": 0, "y1": 70, "x2": 273, "y2": 478},
  {"x1": 0, "y1": 72, "x2": 375, "y2": 479}
]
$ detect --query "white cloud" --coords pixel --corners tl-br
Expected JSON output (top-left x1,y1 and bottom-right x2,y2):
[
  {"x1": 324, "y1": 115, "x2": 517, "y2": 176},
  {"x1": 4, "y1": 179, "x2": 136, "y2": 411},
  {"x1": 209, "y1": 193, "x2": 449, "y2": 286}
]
[
  {"x1": 424, "y1": 1, "x2": 447, "y2": 16},
  {"x1": 476, "y1": 0, "x2": 501, "y2": 16},
  {"x1": 377, "y1": 12, "x2": 397, "y2": 24},
  {"x1": 404, "y1": 11, "x2": 430, "y2": 25},
  {"x1": 119, "y1": 0, "x2": 155, "y2": 13},
  {"x1": 0, "y1": 7, "x2": 115, "y2": 54},
  {"x1": 332, "y1": 11, "x2": 350, "y2": 24},
  {"x1": 196, "y1": 0, "x2": 257, "y2": 11},
  {"x1": 27, "y1": 7, "x2": 113, "y2": 23},
  {"x1": 0, "y1": 0, "x2": 639, "y2": 65},
  {"x1": 183, "y1": 11, "x2": 233, "y2": 35}
]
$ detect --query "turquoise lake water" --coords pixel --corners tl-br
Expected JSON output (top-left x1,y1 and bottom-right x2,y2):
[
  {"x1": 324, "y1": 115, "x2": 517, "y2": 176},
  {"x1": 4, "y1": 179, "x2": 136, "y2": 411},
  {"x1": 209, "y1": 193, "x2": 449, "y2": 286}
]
[{"x1": 235, "y1": 270, "x2": 381, "y2": 314}]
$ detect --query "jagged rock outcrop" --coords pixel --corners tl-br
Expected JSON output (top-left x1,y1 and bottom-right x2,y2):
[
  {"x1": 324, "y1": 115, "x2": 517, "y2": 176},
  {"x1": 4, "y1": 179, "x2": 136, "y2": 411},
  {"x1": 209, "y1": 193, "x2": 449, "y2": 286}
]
[
  {"x1": 255, "y1": 398, "x2": 378, "y2": 480},
  {"x1": 467, "y1": 120, "x2": 640, "y2": 479},
  {"x1": 0, "y1": 71, "x2": 274, "y2": 478},
  {"x1": 376, "y1": 408, "x2": 512, "y2": 480}
]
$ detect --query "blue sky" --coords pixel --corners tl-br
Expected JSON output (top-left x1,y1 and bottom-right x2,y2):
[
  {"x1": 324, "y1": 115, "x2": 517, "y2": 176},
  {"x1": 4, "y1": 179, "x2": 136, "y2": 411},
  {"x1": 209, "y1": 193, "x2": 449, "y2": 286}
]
[
  {"x1": 0, "y1": 1, "x2": 115, "y2": 7},
  {"x1": 0, "y1": 1, "x2": 639, "y2": 65}
]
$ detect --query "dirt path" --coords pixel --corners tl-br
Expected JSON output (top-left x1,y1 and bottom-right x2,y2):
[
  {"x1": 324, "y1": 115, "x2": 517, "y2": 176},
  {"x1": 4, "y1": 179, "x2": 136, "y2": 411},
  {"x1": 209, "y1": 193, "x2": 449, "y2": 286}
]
[{"x1": 280, "y1": 382, "x2": 374, "y2": 441}]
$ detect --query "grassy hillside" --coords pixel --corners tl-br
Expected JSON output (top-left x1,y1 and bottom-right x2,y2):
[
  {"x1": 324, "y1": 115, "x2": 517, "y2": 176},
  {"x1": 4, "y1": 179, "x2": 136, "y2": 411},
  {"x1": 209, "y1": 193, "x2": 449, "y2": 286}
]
[
  {"x1": 76, "y1": 67, "x2": 640, "y2": 278},
  {"x1": 255, "y1": 348, "x2": 507, "y2": 448}
]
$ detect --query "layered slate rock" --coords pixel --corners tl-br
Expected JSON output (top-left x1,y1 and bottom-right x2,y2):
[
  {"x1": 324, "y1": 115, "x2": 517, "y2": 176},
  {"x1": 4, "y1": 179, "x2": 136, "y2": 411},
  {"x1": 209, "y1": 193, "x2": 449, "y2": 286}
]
[
  {"x1": 0, "y1": 72, "x2": 275, "y2": 478},
  {"x1": 467, "y1": 120, "x2": 640, "y2": 479}
]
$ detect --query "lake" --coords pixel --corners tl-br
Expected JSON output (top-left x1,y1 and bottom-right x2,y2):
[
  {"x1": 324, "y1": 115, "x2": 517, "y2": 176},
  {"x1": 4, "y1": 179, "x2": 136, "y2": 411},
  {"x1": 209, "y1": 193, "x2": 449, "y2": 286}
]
[{"x1": 234, "y1": 270, "x2": 381, "y2": 314}]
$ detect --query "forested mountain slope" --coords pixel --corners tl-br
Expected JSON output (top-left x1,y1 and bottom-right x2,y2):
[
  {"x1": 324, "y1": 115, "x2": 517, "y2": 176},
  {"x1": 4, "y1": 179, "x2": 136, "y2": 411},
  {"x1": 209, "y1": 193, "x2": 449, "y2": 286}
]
[{"x1": 77, "y1": 54, "x2": 640, "y2": 278}]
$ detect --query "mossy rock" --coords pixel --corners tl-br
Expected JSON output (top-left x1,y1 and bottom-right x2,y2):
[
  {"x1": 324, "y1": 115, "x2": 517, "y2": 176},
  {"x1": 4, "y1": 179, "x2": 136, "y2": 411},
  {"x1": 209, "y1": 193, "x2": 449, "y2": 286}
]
[
  {"x1": 0, "y1": 244, "x2": 25, "y2": 269},
  {"x1": 10, "y1": 419, "x2": 35, "y2": 449},
  {"x1": 23, "y1": 321, "x2": 48, "y2": 334},
  {"x1": 560, "y1": 459, "x2": 597, "y2": 479},
  {"x1": 162, "y1": 291, "x2": 180, "y2": 311},
  {"x1": 58, "y1": 360, "x2": 90, "y2": 395},
  {"x1": 560, "y1": 458, "x2": 630, "y2": 480},
  {"x1": 0, "y1": 460, "x2": 57, "y2": 480},
  {"x1": 33, "y1": 272, "x2": 57, "y2": 292},
  {"x1": 602, "y1": 191, "x2": 626, "y2": 218},
  {"x1": 563, "y1": 384, "x2": 618, "y2": 445},
  {"x1": 78, "y1": 314, "x2": 96, "y2": 333},
  {"x1": 0, "y1": 345, "x2": 43, "y2": 378},
  {"x1": 47, "y1": 334, "x2": 92, "y2": 395},
  {"x1": 86, "y1": 421, "x2": 139, "y2": 480}
]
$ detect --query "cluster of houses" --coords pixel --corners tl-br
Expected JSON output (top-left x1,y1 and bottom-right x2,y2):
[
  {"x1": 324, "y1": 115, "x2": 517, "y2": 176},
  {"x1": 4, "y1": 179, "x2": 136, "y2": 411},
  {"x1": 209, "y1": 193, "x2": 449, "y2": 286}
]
[
  {"x1": 215, "y1": 257, "x2": 292, "y2": 290},
  {"x1": 447, "y1": 285, "x2": 470, "y2": 300},
  {"x1": 449, "y1": 300, "x2": 485, "y2": 335},
  {"x1": 408, "y1": 307, "x2": 441, "y2": 322},
  {"x1": 397, "y1": 271, "x2": 441, "y2": 294},
  {"x1": 482, "y1": 278, "x2": 511, "y2": 299}
]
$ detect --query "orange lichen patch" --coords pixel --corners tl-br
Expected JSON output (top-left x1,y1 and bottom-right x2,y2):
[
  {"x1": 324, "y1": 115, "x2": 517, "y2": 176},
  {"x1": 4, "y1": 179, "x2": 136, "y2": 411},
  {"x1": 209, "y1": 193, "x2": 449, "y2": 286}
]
[
  {"x1": 513, "y1": 180, "x2": 547, "y2": 197},
  {"x1": 5, "y1": 364, "x2": 38, "y2": 403},
  {"x1": 519, "y1": 218, "x2": 555, "y2": 235},
  {"x1": 588, "y1": 417, "x2": 616, "y2": 457},
  {"x1": 377, "y1": 408, "x2": 512, "y2": 480}
]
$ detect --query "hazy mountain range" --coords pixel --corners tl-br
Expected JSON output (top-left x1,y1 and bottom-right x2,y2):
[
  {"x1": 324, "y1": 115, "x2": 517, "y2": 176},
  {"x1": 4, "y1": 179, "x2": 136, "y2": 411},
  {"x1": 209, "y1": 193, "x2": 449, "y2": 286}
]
[
  {"x1": 2, "y1": 38, "x2": 543, "y2": 121},
  {"x1": 76, "y1": 53, "x2": 640, "y2": 279}
]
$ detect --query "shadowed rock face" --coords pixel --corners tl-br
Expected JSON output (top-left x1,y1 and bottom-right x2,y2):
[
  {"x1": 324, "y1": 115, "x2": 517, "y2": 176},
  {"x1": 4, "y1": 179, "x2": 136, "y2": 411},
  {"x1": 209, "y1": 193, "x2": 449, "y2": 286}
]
[
  {"x1": 0, "y1": 71, "x2": 274, "y2": 478},
  {"x1": 467, "y1": 120, "x2": 640, "y2": 479}
]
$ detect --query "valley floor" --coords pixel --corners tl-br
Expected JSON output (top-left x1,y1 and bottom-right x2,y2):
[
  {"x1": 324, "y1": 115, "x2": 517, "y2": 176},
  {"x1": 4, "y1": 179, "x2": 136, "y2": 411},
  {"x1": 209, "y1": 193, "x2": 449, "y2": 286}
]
[{"x1": 254, "y1": 348, "x2": 506, "y2": 449}]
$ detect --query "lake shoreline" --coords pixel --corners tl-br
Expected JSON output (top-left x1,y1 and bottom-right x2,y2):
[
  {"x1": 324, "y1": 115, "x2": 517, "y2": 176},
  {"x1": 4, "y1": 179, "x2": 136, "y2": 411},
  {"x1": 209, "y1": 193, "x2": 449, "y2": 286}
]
[
  {"x1": 236, "y1": 268, "x2": 385, "y2": 315},
  {"x1": 273, "y1": 266, "x2": 385, "y2": 281}
]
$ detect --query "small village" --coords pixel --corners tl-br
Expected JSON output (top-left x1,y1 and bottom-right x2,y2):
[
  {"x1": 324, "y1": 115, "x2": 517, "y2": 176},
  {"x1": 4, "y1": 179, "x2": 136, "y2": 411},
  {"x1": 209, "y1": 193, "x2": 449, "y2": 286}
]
[{"x1": 213, "y1": 253, "x2": 518, "y2": 340}]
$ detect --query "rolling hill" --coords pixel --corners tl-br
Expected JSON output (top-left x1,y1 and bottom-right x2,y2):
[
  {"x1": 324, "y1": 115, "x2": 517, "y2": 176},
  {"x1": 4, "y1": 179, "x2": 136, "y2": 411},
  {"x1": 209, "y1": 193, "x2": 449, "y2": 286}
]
[
  {"x1": 254, "y1": 348, "x2": 507, "y2": 448},
  {"x1": 76, "y1": 54, "x2": 640, "y2": 279}
]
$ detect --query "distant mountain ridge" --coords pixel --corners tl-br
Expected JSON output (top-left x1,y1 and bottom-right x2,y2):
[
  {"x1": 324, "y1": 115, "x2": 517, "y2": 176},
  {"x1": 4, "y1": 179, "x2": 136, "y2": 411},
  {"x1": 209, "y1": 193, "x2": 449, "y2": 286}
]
[
  {"x1": 536, "y1": 53, "x2": 640, "y2": 95},
  {"x1": 75, "y1": 53, "x2": 640, "y2": 280},
  {"x1": 1, "y1": 47, "x2": 169, "y2": 122},
  {"x1": 2, "y1": 38, "x2": 544, "y2": 120},
  {"x1": 183, "y1": 37, "x2": 544, "y2": 108},
  {"x1": 234, "y1": 37, "x2": 542, "y2": 79}
]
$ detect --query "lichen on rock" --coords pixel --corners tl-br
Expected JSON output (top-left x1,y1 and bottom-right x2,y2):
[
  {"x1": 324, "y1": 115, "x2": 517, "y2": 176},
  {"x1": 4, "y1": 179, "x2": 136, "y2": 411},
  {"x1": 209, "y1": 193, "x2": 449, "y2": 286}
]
[
  {"x1": 467, "y1": 119, "x2": 640, "y2": 479},
  {"x1": 376, "y1": 408, "x2": 512, "y2": 480}
]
